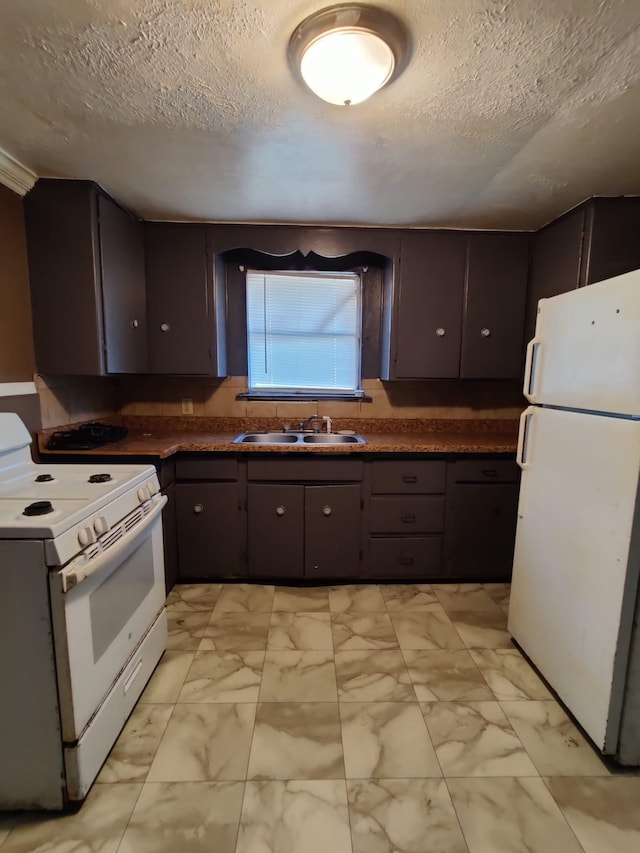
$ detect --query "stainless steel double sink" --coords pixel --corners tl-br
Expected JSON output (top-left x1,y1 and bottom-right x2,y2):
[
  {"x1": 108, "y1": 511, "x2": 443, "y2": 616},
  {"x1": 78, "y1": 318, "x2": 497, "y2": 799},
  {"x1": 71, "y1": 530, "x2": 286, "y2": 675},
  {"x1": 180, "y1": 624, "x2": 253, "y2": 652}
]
[{"x1": 232, "y1": 431, "x2": 367, "y2": 445}]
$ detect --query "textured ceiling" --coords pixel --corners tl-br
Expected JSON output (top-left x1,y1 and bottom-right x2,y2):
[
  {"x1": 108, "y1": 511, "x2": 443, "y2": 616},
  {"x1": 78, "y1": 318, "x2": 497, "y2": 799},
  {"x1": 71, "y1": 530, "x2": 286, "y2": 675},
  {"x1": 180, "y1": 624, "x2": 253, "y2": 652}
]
[{"x1": 0, "y1": 0, "x2": 639, "y2": 228}]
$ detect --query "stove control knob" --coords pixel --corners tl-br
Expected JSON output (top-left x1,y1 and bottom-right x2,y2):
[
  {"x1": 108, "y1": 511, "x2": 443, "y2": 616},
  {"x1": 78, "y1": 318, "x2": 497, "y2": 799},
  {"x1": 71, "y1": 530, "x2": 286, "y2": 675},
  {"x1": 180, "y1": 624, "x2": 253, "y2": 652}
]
[
  {"x1": 93, "y1": 516, "x2": 109, "y2": 535},
  {"x1": 137, "y1": 486, "x2": 150, "y2": 503},
  {"x1": 78, "y1": 526, "x2": 96, "y2": 547},
  {"x1": 147, "y1": 480, "x2": 160, "y2": 496}
]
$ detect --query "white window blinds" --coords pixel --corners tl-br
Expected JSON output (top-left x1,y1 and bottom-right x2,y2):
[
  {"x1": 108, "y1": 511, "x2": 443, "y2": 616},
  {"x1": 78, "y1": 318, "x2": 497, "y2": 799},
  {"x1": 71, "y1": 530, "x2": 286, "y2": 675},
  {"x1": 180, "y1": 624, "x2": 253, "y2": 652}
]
[{"x1": 246, "y1": 270, "x2": 361, "y2": 393}]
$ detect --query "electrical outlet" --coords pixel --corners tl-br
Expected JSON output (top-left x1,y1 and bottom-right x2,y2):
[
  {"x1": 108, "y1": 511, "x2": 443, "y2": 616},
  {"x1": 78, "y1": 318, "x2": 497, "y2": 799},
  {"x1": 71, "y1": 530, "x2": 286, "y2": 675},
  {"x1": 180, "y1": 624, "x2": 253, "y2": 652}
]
[{"x1": 182, "y1": 398, "x2": 194, "y2": 415}]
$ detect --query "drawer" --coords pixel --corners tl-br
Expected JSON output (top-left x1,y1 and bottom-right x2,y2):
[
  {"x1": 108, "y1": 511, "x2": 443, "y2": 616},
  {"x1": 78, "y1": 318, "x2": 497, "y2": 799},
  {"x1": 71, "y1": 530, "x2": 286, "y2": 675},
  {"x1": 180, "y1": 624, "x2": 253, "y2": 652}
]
[
  {"x1": 365, "y1": 537, "x2": 443, "y2": 578},
  {"x1": 248, "y1": 458, "x2": 363, "y2": 482},
  {"x1": 370, "y1": 460, "x2": 446, "y2": 494},
  {"x1": 454, "y1": 459, "x2": 519, "y2": 483},
  {"x1": 369, "y1": 497, "x2": 445, "y2": 534},
  {"x1": 175, "y1": 457, "x2": 238, "y2": 481}
]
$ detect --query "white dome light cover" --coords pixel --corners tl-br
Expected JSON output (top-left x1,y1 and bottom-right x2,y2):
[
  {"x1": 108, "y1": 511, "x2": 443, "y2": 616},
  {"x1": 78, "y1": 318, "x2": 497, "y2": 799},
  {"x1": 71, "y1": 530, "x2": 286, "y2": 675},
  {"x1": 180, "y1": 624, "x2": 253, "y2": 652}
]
[{"x1": 289, "y1": 4, "x2": 409, "y2": 106}]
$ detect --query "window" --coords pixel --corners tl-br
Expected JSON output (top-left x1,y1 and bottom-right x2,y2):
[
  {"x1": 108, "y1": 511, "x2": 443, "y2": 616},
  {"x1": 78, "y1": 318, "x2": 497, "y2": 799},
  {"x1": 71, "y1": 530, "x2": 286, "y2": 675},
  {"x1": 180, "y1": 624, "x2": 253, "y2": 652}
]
[{"x1": 246, "y1": 269, "x2": 362, "y2": 395}]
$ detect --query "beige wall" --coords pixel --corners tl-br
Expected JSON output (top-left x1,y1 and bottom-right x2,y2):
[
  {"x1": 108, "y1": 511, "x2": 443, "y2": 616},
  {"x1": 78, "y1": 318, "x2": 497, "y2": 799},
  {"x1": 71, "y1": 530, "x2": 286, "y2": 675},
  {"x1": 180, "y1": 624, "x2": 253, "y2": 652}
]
[
  {"x1": 0, "y1": 183, "x2": 35, "y2": 382},
  {"x1": 118, "y1": 376, "x2": 526, "y2": 422}
]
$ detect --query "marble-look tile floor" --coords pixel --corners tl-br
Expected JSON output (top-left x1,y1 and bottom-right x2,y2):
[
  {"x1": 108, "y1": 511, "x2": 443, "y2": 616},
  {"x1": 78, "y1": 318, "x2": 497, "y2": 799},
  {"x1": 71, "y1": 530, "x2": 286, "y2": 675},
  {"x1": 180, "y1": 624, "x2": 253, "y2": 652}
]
[{"x1": 2, "y1": 582, "x2": 640, "y2": 853}]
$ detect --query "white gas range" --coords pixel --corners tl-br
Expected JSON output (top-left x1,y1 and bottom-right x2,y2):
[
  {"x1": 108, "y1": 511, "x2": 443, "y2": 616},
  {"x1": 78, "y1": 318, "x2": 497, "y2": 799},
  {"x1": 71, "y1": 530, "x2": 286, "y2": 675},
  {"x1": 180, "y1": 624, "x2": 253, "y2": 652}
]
[{"x1": 0, "y1": 413, "x2": 168, "y2": 810}]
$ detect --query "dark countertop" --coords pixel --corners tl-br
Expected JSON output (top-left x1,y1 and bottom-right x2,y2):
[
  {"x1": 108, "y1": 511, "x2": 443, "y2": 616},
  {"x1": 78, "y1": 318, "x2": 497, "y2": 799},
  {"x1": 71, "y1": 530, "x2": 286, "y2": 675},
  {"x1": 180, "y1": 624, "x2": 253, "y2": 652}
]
[{"x1": 38, "y1": 417, "x2": 519, "y2": 459}]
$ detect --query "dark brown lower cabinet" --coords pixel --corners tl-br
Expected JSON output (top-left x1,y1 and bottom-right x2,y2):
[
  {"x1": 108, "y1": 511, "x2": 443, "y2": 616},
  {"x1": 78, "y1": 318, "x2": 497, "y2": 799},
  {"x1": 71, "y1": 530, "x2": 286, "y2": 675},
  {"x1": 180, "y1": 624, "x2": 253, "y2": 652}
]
[
  {"x1": 450, "y1": 483, "x2": 519, "y2": 580},
  {"x1": 162, "y1": 482, "x2": 178, "y2": 592},
  {"x1": 247, "y1": 483, "x2": 361, "y2": 579},
  {"x1": 175, "y1": 482, "x2": 244, "y2": 579},
  {"x1": 248, "y1": 484, "x2": 304, "y2": 579},
  {"x1": 305, "y1": 485, "x2": 361, "y2": 579},
  {"x1": 366, "y1": 537, "x2": 443, "y2": 578}
]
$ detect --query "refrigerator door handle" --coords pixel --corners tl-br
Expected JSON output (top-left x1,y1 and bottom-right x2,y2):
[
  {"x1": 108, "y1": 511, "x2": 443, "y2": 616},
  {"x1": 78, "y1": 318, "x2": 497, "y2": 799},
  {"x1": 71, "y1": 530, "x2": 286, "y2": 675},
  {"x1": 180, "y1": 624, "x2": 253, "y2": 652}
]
[
  {"x1": 523, "y1": 337, "x2": 541, "y2": 402},
  {"x1": 516, "y1": 407, "x2": 535, "y2": 470}
]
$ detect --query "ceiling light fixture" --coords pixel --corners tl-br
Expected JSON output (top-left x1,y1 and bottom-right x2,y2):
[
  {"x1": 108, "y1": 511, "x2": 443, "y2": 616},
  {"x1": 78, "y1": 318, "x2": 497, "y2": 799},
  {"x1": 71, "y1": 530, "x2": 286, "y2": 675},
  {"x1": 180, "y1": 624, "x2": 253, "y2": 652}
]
[{"x1": 288, "y1": 4, "x2": 409, "y2": 106}]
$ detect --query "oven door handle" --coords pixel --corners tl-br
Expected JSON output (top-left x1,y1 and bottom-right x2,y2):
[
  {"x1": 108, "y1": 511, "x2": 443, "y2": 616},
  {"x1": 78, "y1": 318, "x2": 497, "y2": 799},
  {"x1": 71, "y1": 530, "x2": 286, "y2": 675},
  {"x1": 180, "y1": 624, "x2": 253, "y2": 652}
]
[{"x1": 59, "y1": 495, "x2": 167, "y2": 593}]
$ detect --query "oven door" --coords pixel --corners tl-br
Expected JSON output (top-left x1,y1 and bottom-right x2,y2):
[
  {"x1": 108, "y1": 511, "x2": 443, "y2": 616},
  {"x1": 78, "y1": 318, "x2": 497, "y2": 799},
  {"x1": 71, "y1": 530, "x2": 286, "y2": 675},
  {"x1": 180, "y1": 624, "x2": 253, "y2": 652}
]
[{"x1": 49, "y1": 495, "x2": 167, "y2": 743}]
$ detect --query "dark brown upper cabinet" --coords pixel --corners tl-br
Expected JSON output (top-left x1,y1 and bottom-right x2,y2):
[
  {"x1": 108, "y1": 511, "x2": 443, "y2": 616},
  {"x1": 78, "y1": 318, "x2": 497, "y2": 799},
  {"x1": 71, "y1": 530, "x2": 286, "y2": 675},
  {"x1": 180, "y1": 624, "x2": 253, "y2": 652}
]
[
  {"x1": 583, "y1": 198, "x2": 640, "y2": 285},
  {"x1": 24, "y1": 179, "x2": 147, "y2": 375},
  {"x1": 524, "y1": 207, "x2": 586, "y2": 343},
  {"x1": 384, "y1": 231, "x2": 529, "y2": 380},
  {"x1": 145, "y1": 224, "x2": 227, "y2": 376},
  {"x1": 386, "y1": 232, "x2": 467, "y2": 379},
  {"x1": 460, "y1": 234, "x2": 529, "y2": 379},
  {"x1": 525, "y1": 197, "x2": 640, "y2": 342}
]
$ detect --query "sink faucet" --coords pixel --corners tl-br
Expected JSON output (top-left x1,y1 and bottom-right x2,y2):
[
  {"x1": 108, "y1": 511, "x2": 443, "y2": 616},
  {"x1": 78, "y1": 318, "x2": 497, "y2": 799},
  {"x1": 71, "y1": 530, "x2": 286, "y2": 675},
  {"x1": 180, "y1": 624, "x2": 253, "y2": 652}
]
[{"x1": 299, "y1": 414, "x2": 320, "y2": 432}]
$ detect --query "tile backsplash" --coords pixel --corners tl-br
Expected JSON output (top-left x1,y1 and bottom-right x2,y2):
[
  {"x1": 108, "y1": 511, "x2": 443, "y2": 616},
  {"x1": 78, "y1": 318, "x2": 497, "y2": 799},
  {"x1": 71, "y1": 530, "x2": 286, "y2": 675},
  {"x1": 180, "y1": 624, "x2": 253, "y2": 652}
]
[
  {"x1": 34, "y1": 374, "x2": 525, "y2": 430},
  {"x1": 116, "y1": 376, "x2": 525, "y2": 424},
  {"x1": 36, "y1": 374, "x2": 119, "y2": 429}
]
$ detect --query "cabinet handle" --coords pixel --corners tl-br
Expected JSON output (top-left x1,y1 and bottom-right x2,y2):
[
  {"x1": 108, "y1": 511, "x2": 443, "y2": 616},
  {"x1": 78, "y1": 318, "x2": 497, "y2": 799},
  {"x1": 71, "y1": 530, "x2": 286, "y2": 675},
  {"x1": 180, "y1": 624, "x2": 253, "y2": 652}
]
[
  {"x1": 402, "y1": 475, "x2": 417, "y2": 484},
  {"x1": 276, "y1": 505, "x2": 286, "y2": 517},
  {"x1": 130, "y1": 319, "x2": 140, "y2": 329},
  {"x1": 435, "y1": 328, "x2": 446, "y2": 337},
  {"x1": 480, "y1": 328, "x2": 491, "y2": 337},
  {"x1": 401, "y1": 514, "x2": 416, "y2": 523},
  {"x1": 481, "y1": 468, "x2": 498, "y2": 478},
  {"x1": 399, "y1": 555, "x2": 415, "y2": 566},
  {"x1": 193, "y1": 504, "x2": 204, "y2": 514},
  {"x1": 322, "y1": 505, "x2": 332, "y2": 517},
  {"x1": 160, "y1": 323, "x2": 171, "y2": 332}
]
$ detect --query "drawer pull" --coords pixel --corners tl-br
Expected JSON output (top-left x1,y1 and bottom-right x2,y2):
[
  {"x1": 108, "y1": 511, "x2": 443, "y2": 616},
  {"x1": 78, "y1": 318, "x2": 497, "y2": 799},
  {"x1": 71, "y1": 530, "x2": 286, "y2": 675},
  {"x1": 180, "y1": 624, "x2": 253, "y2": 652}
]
[
  {"x1": 193, "y1": 504, "x2": 204, "y2": 514},
  {"x1": 276, "y1": 505, "x2": 286, "y2": 517},
  {"x1": 399, "y1": 555, "x2": 415, "y2": 566},
  {"x1": 402, "y1": 475, "x2": 417, "y2": 484},
  {"x1": 401, "y1": 514, "x2": 416, "y2": 523},
  {"x1": 322, "y1": 505, "x2": 332, "y2": 517},
  {"x1": 481, "y1": 469, "x2": 498, "y2": 478}
]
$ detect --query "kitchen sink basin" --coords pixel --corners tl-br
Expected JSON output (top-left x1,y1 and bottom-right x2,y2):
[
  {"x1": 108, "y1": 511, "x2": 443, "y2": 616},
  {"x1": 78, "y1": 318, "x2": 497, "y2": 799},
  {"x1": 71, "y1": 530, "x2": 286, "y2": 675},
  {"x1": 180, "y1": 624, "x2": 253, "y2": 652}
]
[
  {"x1": 301, "y1": 433, "x2": 364, "y2": 444},
  {"x1": 234, "y1": 433, "x2": 299, "y2": 444},
  {"x1": 232, "y1": 431, "x2": 366, "y2": 445}
]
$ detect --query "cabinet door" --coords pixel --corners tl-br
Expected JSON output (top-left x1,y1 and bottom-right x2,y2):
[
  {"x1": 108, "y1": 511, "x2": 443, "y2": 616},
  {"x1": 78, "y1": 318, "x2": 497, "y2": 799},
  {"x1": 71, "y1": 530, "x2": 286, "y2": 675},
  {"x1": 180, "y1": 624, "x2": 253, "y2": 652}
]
[
  {"x1": 162, "y1": 482, "x2": 178, "y2": 592},
  {"x1": 24, "y1": 180, "x2": 104, "y2": 375},
  {"x1": 584, "y1": 198, "x2": 640, "y2": 285},
  {"x1": 525, "y1": 208, "x2": 585, "y2": 342},
  {"x1": 247, "y1": 484, "x2": 304, "y2": 579},
  {"x1": 146, "y1": 224, "x2": 222, "y2": 375},
  {"x1": 176, "y1": 483, "x2": 243, "y2": 579},
  {"x1": 97, "y1": 194, "x2": 147, "y2": 373},
  {"x1": 461, "y1": 235, "x2": 529, "y2": 379},
  {"x1": 392, "y1": 232, "x2": 466, "y2": 378},
  {"x1": 451, "y1": 483, "x2": 519, "y2": 580},
  {"x1": 305, "y1": 485, "x2": 361, "y2": 579}
]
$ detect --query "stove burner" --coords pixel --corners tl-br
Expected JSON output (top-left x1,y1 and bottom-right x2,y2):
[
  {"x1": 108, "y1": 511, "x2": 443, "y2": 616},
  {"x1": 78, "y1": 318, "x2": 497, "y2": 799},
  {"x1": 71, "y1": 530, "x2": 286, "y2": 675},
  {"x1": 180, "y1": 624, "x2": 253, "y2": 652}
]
[
  {"x1": 35, "y1": 474, "x2": 54, "y2": 482},
  {"x1": 23, "y1": 500, "x2": 54, "y2": 516},
  {"x1": 89, "y1": 473, "x2": 113, "y2": 484}
]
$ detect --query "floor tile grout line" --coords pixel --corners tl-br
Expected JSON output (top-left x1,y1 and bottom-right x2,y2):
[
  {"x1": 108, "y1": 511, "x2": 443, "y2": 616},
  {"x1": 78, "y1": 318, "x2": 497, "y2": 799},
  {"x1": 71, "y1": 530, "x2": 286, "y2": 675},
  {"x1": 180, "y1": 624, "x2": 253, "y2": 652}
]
[
  {"x1": 439, "y1": 776, "x2": 473, "y2": 853},
  {"x1": 538, "y1": 776, "x2": 590, "y2": 853},
  {"x1": 111, "y1": 779, "x2": 147, "y2": 853}
]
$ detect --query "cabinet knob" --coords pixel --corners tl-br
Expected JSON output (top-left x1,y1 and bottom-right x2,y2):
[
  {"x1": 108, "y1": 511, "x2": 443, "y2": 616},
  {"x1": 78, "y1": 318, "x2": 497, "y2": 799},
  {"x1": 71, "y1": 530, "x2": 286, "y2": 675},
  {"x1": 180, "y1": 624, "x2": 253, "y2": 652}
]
[
  {"x1": 276, "y1": 505, "x2": 286, "y2": 516},
  {"x1": 480, "y1": 328, "x2": 491, "y2": 337},
  {"x1": 130, "y1": 319, "x2": 140, "y2": 329},
  {"x1": 322, "y1": 505, "x2": 332, "y2": 517},
  {"x1": 160, "y1": 323, "x2": 171, "y2": 332},
  {"x1": 435, "y1": 328, "x2": 446, "y2": 337},
  {"x1": 193, "y1": 504, "x2": 204, "y2": 514}
]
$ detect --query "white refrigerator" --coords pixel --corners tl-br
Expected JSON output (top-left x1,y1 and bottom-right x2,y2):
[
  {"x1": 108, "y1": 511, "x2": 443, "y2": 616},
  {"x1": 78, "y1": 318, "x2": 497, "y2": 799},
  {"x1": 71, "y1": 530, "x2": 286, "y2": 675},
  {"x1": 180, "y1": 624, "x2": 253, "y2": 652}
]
[{"x1": 508, "y1": 268, "x2": 640, "y2": 764}]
